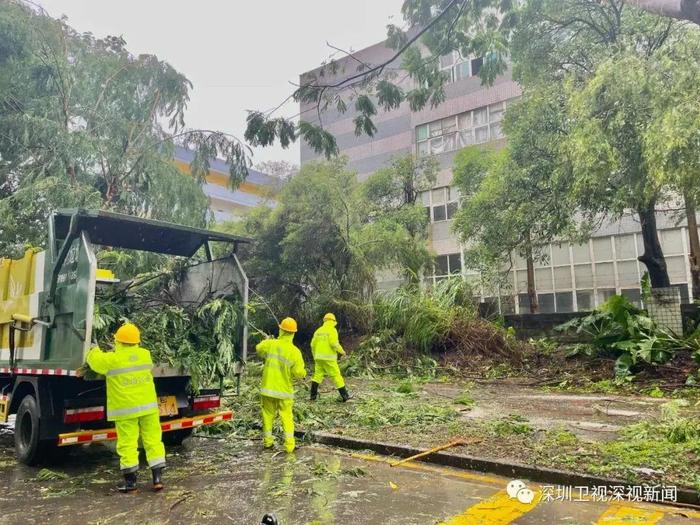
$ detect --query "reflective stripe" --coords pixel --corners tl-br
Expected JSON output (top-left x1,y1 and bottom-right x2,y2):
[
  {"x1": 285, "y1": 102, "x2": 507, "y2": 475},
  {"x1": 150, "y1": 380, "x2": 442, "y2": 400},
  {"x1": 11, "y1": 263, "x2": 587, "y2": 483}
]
[
  {"x1": 120, "y1": 463, "x2": 139, "y2": 473},
  {"x1": 106, "y1": 364, "x2": 153, "y2": 376},
  {"x1": 263, "y1": 360, "x2": 285, "y2": 372},
  {"x1": 148, "y1": 457, "x2": 166, "y2": 468},
  {"x1": 315, "y1": 354, "x2": 337, "y2": 361},
  {"x1": 285, "y1": 433, "x2": 294, "y2": 438},
  {"x1": 267, "y1": 353, "x2": 293, "y2": 366},
  {"x1": 264, "y1": 432, "x2": 273, "y2": 437},
  {"x1": 107, "y1": 402, "x2": 158, "y2": 418},
  {"x1": 260, "y1": 388, "x2": 294, "y2": 399}
]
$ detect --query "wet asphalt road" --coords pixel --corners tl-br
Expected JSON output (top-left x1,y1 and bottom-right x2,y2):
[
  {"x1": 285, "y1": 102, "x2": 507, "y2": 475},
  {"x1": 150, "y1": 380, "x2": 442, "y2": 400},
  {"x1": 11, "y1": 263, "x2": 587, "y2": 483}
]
[{"x1": 0, "y1": 430, "x2": 699, "y2": 525}]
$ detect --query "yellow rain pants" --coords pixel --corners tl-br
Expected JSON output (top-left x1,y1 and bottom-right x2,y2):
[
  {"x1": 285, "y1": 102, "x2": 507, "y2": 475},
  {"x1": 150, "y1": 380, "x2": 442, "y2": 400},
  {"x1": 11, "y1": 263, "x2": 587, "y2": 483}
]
[
  {"x1": 261, "y1": 396, "x2": 296, "y2": 453},
  {"x1": 114, "y1": 412, "x2": 166, "y2": 473},
  {"x1": 312, "y1": 360, "x2": 345, "y2": 389}
]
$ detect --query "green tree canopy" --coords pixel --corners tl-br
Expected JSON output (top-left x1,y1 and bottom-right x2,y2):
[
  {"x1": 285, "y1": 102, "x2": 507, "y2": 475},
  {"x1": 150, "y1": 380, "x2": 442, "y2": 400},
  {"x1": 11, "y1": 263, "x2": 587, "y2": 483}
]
[
  {"x1": 362, "y1": 155, "x2": 437, "y2": 284},
  {"x1": 0, "y1": 0, "x2": 249, "y2": 256},
  {"x1": 238, "y1": 157, "x2": 437, "y2": 332}
]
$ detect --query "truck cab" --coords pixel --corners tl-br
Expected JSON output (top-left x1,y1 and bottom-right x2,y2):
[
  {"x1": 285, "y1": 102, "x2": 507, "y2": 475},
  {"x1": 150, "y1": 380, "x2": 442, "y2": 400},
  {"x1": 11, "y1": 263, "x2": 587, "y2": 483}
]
[{"x1": 0, "y1": 209, "x2": 248, "y2": 464}]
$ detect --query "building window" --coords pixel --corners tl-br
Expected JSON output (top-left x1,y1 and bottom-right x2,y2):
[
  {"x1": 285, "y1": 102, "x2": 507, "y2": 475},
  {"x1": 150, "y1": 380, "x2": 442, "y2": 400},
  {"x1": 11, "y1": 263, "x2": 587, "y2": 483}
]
[
  {"x1": 492, "y1": 230, "x2": 692, "y2": 314},
  {"x1": 518, "y1": 294, "x2": 532, "y2": 312},
  {"x1": 434, "y1": 253, "x2": 462, "y2": 278},
  {"x1": 555, "y1": 292, "x2": 574, "y2": 313},
  {"x1": 576, "y1": 290, "x2": 594, "y2": 311},
  {"x1": 597, "y1": 288, "x2": 616, "y2": 305},
  {"x1": 672, "y1": 283, "x2": 690, "y2": 304},
  {"x1": 621, "y1": 288, "x2": 642, "y2": 308},
  {"x1": 420, "y1": 186, "x2": 460, "y2": 223},
  {"x1": 500, "y1": 296, "x2": 516, "y2": 315},
  {"x1": 538, "y1": 293, "x2": 556, "y2": 314},
  {"x1": 440, "y1": 51, "x2": 485, "y2": 83},
  {"x1": 416, "y1": 101, "x2": 510, "y2": 157}
]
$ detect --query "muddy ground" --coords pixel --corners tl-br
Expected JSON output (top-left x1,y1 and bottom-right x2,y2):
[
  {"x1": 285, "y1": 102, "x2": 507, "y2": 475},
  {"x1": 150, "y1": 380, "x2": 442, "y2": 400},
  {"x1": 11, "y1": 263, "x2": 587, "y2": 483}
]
[
  {"x1": 282, "y1": 377, "x2": 700, "y2": 490},
  {"x1": 423, "y1": 379, "x2": 674, "y2": 442}
]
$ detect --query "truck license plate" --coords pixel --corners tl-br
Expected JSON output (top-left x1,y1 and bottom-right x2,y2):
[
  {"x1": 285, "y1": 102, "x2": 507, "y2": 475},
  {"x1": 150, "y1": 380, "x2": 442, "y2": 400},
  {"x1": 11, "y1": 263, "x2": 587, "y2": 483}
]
[{"x1": 158, "y1": 396, "x2": 178, "y2": 417}]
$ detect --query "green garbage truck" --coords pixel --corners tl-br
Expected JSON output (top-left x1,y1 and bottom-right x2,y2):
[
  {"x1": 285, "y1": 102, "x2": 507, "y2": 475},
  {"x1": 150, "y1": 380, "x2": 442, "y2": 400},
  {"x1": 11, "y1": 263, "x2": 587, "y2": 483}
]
[{"x1": 0, "y1": 209, "x2": 248, "y2": 464}]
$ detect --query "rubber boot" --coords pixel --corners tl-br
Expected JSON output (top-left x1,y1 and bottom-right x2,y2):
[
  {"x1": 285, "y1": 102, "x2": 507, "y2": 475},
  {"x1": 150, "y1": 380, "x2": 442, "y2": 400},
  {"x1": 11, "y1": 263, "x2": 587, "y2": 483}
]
[
  {"x1": 151, "y1": 466, "x2": 164, "y2": 492},
  {"x1": 117, "y1": 472, "x2": 137, "y2": 493},
  {"x1": 310, "y1": 381, "x2": 320, "y2": 401},
  {"x1": 338, "y1": 386, "x2": 351, "y2": 402},
  {"x1": 261, "y1": 514, "x2": 279, "y2": 525}
]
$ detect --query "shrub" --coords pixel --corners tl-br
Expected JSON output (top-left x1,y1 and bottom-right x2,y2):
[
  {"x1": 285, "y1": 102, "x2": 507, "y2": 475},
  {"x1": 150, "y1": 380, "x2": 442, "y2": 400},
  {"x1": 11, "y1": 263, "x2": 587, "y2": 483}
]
[
  {"x1": 557, "y1": 294, "x2": 700, "y2": 377},
  {"x1": 371, "y1": 278, "x2": 523, "y2": 363}
]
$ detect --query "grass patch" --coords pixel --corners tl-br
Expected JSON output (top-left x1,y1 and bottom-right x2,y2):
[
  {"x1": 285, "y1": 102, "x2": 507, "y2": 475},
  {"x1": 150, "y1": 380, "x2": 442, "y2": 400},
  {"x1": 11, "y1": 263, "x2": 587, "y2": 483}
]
[
  {"x1": 546, "y1": 428, "x2": 579, "y2": 447},
  {"x1": 453, "y1": 391, "x2": 476, "y2": 407},
  {"x1": 218, "y1": 364, "x2": 458, "y2": 442},
  {"x1": 488, "y1": 415, "x2": 533, "y2": 436},
  {"x1": 396, "y1": 381, "x2": 414, "y2": 394}
]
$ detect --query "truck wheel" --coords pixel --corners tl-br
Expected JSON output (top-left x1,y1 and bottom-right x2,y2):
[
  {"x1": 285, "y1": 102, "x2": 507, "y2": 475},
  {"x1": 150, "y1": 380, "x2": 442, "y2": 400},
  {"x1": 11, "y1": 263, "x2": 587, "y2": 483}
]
[
  {"x1": 15, "y1": 395, "x2": 52, "y2": 465},
  {"x1": 162, "y1": 428, "x2": 192, "y2": 447}
]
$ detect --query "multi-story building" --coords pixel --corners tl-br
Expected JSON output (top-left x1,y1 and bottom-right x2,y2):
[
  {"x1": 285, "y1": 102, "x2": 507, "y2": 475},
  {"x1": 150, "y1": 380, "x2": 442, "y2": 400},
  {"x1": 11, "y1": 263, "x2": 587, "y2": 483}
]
[
  {"x1": 174, "y1": 146, "x2": 279, "y2": 223},
  {"x1": 300, "y1": 41, "x2": 698, "y2": 313}
]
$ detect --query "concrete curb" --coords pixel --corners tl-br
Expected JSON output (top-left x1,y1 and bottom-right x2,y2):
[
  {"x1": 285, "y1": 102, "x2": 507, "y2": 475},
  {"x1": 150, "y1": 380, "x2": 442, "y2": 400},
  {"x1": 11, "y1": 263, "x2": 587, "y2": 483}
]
[{"x1": 297, "y1": 430, "x2": 700, "y2": 509}]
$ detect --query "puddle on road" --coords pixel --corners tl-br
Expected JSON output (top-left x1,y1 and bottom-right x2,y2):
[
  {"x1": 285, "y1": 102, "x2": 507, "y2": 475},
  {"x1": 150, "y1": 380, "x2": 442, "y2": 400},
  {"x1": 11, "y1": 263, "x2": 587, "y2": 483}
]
[{"x1": 0, "y1": 435, "x2": 497, "y2": 525}]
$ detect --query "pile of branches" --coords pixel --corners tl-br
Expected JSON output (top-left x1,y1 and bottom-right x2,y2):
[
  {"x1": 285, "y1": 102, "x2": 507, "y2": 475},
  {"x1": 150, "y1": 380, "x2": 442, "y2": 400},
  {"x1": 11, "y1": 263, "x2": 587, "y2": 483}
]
[
  {"x1": 342, "y1": 329, "x2": 440, "y2": 378},
  {"x1": 355, "y1": 278, "x2": 524, "y2": 372},
  {"x1": 441, "y1": 317, "x2": 524, "y2": 367},
  {"x1": 92, "y1": 258, "x2": 244, "y2": 389}
]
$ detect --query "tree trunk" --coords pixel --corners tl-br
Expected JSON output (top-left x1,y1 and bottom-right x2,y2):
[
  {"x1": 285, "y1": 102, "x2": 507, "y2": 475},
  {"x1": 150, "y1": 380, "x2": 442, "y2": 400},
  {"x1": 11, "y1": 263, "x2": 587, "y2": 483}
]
[
  {"x1": 628, "y1": 0, "x2": 700, "y2": 25},
  {"x1": 637, "y1": 205, "x2": 671, "y2": 288},
  {"x1": 525, "y1": 238, "x2": 539, "y2": 314},
  {"x1": 685, "y1": 194, "x2": 700, "y2": 300}
]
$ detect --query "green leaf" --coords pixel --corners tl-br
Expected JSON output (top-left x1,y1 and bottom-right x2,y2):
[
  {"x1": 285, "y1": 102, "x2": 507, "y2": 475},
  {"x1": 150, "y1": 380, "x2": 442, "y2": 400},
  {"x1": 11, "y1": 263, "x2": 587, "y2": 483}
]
[
  {"x1": 353, "y1": 114, "x2": 378, "y2": 137},
  {"x1": 297, "y1": 121, "x2": 339, "y2": 158},
  {"x1": 614, "y1": 353, "x2": 633, "y2": 378},
  {"x1": 406, "y1": 87, "x2": 430, "y2": 112},
  {"x1": 376, "y1": 80, "x2": 404, "y2": 111}
]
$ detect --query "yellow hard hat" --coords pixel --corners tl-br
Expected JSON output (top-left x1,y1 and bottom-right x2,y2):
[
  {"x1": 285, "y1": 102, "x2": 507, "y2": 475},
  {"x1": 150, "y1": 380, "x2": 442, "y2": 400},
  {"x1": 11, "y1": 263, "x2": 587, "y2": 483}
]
[
  {"x1": 279, "y1": 317, "x2": 298, "y2": 333},
  {"x1": 323, "y1": 312, "x2": 336, "y2": 323},
  {"x1": 114, "y1": 323, "x2": 141, "y2": 344}
]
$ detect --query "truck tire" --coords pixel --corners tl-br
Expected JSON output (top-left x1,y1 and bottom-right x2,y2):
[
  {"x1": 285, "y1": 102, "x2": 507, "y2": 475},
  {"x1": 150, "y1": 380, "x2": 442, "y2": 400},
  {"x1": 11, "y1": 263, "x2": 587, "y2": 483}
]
[
  {"x1": 162, "y1": 428, "x2": 192, "y2": 446},
  {"x1": 14, "y1": 395, "x2": 53, "y2": 465}
]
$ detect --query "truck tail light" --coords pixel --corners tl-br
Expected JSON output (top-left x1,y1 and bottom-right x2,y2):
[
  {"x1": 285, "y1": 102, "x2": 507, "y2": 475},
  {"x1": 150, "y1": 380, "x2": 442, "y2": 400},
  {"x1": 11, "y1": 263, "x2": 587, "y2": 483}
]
[
  {"x1": 192, "y1": 394, "x2": 220, "y2": 411},
  {"x1": 64, "y1": 406, "x2": 105, "y2": 424}
]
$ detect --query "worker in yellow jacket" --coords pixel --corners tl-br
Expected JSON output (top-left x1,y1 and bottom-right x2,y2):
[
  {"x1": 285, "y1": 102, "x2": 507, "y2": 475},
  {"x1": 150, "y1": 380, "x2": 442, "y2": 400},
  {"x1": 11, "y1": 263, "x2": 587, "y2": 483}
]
[
  {"x1": 310, "y1": 313, "x2": 350, "y2": 402},
  {"x1": 85, "y1": 323, "x2": 165, "y2": 493},
  {"x1": 256, "y1": 317, "x2": 307, "y2": 453}
]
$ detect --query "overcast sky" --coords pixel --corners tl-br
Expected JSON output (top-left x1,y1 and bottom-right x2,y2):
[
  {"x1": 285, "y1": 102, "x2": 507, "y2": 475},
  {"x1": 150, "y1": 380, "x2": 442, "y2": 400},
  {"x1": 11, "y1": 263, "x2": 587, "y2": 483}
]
[{"x1": 37, "y1": 0, "x2": 404, "y2": 167}]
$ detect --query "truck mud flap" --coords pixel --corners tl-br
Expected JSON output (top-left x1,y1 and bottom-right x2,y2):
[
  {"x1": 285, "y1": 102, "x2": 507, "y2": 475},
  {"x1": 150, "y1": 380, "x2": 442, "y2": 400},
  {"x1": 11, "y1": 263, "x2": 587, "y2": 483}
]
[{"x1": 57, "y1": 410, "x2": 233, "y2": 446}]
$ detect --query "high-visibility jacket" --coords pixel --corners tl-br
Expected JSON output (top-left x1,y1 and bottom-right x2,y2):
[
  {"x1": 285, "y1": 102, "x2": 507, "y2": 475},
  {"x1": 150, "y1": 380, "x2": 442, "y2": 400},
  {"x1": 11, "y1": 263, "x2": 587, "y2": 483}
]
[
  {"x1": 86, "y1": 342, "x2": 159, "y2": 422},
  {"x1": 311, "y1": 320, "x2": 345, "y2": 362},
  {"x1": 256, "y1": 331, "x2": 306, "y2": 399}
]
